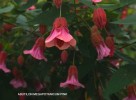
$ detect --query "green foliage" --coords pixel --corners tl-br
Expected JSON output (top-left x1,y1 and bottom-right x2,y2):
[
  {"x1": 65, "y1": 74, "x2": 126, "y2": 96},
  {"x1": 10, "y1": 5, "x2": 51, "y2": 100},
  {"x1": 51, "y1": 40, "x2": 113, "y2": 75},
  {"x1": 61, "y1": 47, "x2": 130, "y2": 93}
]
[{"x1": 0, "y1": 0, "x2": 136, "y2": 100}]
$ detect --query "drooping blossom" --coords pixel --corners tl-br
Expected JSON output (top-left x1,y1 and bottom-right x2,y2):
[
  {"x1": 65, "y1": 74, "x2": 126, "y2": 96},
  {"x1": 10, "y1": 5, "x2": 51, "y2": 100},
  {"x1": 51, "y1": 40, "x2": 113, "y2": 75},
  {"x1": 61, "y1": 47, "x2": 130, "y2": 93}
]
[
  {"x1": 91, "y1": 25, "x2": 110, "y2": 60},
  {"x1": 27, "y1": 5, "x2": 36, "y2": 10},
  {"x1": 17, "y1": 55, "x2": 24, "y2": 65},
  {"x1": 60, "y1": 65, "x2": 85, "y2": 90},
  {"x1": 109, "y1": 58, "x2": 122, "y2": 68},
  {"x1": 24, "y1": 37, "x2": 47, "y2": 61},
  {"x1": 92, "y1": 0, "x2": 102, "y2": 3},
  {"x1": 93, "y1": 8, "x2": 107, "y2": 29},
  {"x1": 123, "y1": 84, "x2": 136, "y2": 100},
  {"x1": 10, "y1": 67, "x2": 27, "y2": 89},
  {"x1": 39, "y1": 24, "x2": 46, "y2": 35},
  {"x1": 105, "y1": 35, "x2": 115, "y2": 57},
  {"x1": 60, "y1": 50, "x2": 68, "y2": 63},
  {"x1": 53, "y1": 0, "x2": 62, "y2": 8},
  {"x1": 0, "y1": 51, "x2": 11, "y2": 73},
  {"x1": 34, "y1": 81, "x2": 44, "y2": 92},
  {"x1": 45, "y1": 17, "x2": 76, "y2": 50}
]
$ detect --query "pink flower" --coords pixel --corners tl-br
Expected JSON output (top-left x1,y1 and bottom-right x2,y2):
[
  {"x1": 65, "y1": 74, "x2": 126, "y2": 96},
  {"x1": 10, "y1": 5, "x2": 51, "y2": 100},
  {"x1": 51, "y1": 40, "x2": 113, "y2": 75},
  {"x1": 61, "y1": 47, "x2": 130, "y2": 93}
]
[
  {"x1": 10, "y1": 79, "x2": 27, "y2": 89},
  {"x1": 123, "y1": 95, "x2": 136, "y2": 100},
  {"x1": 0, "y1": 51, "x2": 11, "y2": 73},
  {"x1": 92, "y1": 0, "x2": 102, "y2": 3},
  {"x1": 24, "y1": 37, "x2": 47, "y2": 61},
  {"x1": 34, "y1": 81, "x2": 44, "y2": 92},
  {"x1": 45, "y1": 17, "x2": 76, "y2": 50},
  {"x1": 27, "y1": 5, "x2": 36, "y2": 10},
  {"x1": 96, "y1": 43, "x2": 110, "y2": 60},
  {"x1": 91, "y1": 26, "x2": 110, "y2": 60},
  {"x1": 60, "y1": 65, "x2": 85, "y2": 90},
  {"x1": 10, "y1": 67, "x2": 27, "y2": 89}
]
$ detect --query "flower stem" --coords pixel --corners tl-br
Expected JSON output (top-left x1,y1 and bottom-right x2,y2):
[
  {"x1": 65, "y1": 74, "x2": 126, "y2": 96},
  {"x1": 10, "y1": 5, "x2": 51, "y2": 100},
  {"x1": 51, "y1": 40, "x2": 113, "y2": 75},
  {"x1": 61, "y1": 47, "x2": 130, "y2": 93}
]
[
  {"x1": 72, "y1": 51, "x2": 76, "y2": 65},
  {"x1": 60, "y1": 5, "x2": 62, "y2": 17}
]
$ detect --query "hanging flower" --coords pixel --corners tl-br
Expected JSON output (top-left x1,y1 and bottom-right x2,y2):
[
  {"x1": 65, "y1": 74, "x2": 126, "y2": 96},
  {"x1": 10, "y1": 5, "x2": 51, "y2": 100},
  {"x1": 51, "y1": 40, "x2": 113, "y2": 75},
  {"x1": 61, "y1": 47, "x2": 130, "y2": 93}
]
[
  {"x1": 17, "y1": 55, "x2": 24, "y2": 65},
  {"x1": 45, "y1": 17, "x2": 76, "y2": 50},
  {"x1": 0, "y1": 51, "x2": 11, "y2": 73},
  {"x1": 123, "y1": 84, "x2": 136, "y2": 100},
  {"x1": 105, "y1": 35, "x2": 115, "y2": 57},
  {"x1": 34, "y1": 81, "x2": 44, "y2": 92},
  {"x1": 24, "y1": 37, "x2": 47, "y2": 61},
  {"x1": 53, "y1": 0, "x2": 62, "y2": 8},
  {"x1": 27, "y1": 5, "x2": 36, "y2": 10},
  {"x1": 92, "y1": 0, "x2": 102, "y2": 3},
  {"x1": 93, "y1": 8, "x2": 107, "y2": 29},
  {"x1": 91, "y1": 25, "x2": 110, "y2": 60},
  {"x1": 10, "y1": 67, "x2": 27, "y2": 89},
  {"x1": 60, "y1": 65, "x2": 85, "y2": 90},
  {"x1": 39, "y1": 24, "x2": 46, "y2": 35},
  {"x1": 60, "y1": 50, "x2": 68, "y2": 63}
]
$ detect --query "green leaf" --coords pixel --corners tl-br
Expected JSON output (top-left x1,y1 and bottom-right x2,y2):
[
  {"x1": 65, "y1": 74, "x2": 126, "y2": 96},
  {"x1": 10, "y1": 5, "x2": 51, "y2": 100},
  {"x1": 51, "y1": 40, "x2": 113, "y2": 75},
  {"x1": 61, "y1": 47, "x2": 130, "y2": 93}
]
[
  {"x1": 80, "y1": 0, "x2": 136, "y2": 10},
  {"x1": 104, "y1": 64, "x2": 136, "y2": 97},
  {"x1": 111, "y1": 14, "x2": 136, "y2": 25},
  {"x1": 0, "y1": 5, "x2": 14, "y2": 14},
  {"x1": 32, "y1": 3, "x2": 75, "y2": 26},
  {"x1": 19, "y1": 0, "x2": 38, "y2": 11},
  {"x1": 115, "y1": 51, "x2": 136, "y2": 64}
]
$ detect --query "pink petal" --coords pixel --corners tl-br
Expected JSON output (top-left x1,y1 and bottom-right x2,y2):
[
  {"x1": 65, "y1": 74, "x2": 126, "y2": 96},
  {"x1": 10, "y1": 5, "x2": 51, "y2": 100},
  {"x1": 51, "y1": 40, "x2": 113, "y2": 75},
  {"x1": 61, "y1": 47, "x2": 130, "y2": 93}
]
[
  {"x1": 10, "y1": 79, "x2": 27, "y2": 89},
  {"x1": 92, "y1": 0, "x2": 102, "y2": 3},
  {"x1": 0, "y1": 63, "x2": 10, "y2": 73},
  {"x1": 56, "y1": 28, "x2": 74, "y2": 42},
  {"x1": 45, "y1": 29, "x2": 61, "y2": 44},
  {"x1": 60, "y1": 76, "x2": 84, "y2": 89}
]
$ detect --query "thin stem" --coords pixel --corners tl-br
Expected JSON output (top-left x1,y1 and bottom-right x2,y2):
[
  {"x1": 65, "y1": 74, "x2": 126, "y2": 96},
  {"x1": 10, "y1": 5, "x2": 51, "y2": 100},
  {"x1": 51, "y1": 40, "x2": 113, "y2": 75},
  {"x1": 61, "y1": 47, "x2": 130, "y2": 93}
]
[
  {"x1": 60, "y1": 5, "x2": 62, "y2": 17},
  {"x1": 72, "y1": 51, "x2": 76, "y2": 65},
  {"x1": 119, "y1": 42, "x2": 136, "y2": 50},
  {"x1": 104, "y1": 27, "x2": 110, "y2": 36}
]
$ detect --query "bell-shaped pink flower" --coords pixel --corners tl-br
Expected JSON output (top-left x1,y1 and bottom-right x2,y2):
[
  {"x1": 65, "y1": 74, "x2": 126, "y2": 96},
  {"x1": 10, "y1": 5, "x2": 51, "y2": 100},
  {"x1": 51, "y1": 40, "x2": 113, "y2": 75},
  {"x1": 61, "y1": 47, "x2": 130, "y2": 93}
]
[
  {"x1": 10, "y1": 67, "x2": 27, "y2": 89},
  {"x1": 92, "y1": 0, "x2": 102, "y2": 3},
  {"x1": 24, "y1": 37, "x2": 47, "y2": 61},
  {"x1": 60, "y1": 65, "x2": 85, "y2": 90},
  {"x1": 0, "y1": 51, "x2": 11, "y2": 73},
  {"x1": 96, "y1": 43, "x2": 110, "y2": 60},
  {"x1": 91, "y1": 26, "x2": 110, "y2": 60},
  {"x1": 45, "y1": 17, "x2": 76, "y2": 50},
  {"x1": 10, "y1": 79, "x2": 27, "y2": 89}
]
